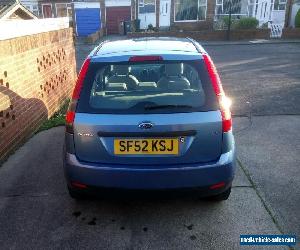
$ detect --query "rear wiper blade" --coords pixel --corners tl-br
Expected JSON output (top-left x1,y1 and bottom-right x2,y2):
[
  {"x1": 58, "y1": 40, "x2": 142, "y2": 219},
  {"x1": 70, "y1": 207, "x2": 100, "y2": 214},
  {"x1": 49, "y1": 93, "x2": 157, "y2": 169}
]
[{"x1": 144, "y1": 104, "x2": 193, "y2": 110}]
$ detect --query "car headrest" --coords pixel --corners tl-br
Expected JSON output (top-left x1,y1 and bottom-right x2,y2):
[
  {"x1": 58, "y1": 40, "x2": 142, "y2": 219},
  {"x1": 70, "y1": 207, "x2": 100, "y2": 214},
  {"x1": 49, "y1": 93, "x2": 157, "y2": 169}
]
[
  {"x1": 111, "y1": 65, "x2": 129, "y2": 75},
  {"x1": 165, "y1": 64, "x2": 183, "y2": 76},
  {"x1": 106, "y1": 82, "x2": 127, "y2": 91}
]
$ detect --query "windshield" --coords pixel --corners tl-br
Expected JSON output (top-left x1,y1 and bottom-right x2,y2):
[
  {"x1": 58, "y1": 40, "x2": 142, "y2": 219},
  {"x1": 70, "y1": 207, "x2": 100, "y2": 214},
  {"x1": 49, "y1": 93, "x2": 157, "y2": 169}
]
[{"x1": 77, "y1": 60, "x2": 218, "y2": 114}]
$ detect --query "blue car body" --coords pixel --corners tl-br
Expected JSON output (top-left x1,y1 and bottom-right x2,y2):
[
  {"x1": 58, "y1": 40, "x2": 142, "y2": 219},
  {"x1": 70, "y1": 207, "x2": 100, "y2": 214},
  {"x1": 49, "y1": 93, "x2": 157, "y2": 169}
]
[{"x1": 64, "y1": 37, "x2": 236, "y2": 198}]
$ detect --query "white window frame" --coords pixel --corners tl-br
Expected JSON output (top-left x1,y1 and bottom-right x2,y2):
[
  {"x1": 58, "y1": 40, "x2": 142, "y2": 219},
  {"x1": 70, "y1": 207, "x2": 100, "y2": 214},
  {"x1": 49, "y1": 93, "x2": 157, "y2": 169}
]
[
  {"x1": 138, "y1": 0, "x2": 156, "y2": 14},
  {"x1": 139, "y1": 0, "x2": 145, "y2": 8},
  {"x1": 247, "y1": 0, "x2": 255, "y2": 16},
  {"x1": 214, "y1": 0, "x2": 249, "y2": 20},
  {"x1": 42, "y1": 3, "x2": 53, "y2": 18},
  {"x1": 273, "y1": 0, "x2": 286, "y2": 11},
  {"x1": 215, "y1": 0, "x2": 223, "y2": 16},
  {"x1": 55, "y1": 3, "x2": 72, "y2": 18},
  {"x1": 32, "y1": 5, "x2": 39, "y2": 16},
  {"x1": 174, "y1": 0, "x2": 207, "y2": 23}
]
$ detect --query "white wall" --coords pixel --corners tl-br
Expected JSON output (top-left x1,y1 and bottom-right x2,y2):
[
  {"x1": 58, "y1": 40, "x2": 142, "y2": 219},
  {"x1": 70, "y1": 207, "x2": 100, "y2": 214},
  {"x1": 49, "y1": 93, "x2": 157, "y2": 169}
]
[
  {"x1": 74, "y1": 2, "x2": 101, "y2": 9},
  {"x1": 19, "y1": 0, "x2": 39, "y2": 5},
  {"x1": 0, "y1": 18, "x2": 69, "y2": 41},
  {"x1": 105, "y1": 0, "x2": 131, "y2": 7},
  {"x1": 272, "y1": 10, "x2": 286, "y2": 24}
]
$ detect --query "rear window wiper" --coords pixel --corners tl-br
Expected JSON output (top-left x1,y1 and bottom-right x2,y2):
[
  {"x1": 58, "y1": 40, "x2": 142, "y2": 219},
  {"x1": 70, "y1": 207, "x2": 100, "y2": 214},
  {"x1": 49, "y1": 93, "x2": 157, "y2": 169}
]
[{"x1": 144, "y1": 104, "x2": 194, "y2": 110}]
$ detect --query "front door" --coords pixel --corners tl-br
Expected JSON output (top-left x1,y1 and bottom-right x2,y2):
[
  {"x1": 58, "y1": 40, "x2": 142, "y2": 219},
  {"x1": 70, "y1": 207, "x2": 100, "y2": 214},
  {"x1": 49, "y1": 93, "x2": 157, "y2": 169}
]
[
  {"x1": 159, "y1": 0, "x2": 171, "y2": 27},
  {"x1": 42, "y1": 4, "x2": 52, "y2": 18}
]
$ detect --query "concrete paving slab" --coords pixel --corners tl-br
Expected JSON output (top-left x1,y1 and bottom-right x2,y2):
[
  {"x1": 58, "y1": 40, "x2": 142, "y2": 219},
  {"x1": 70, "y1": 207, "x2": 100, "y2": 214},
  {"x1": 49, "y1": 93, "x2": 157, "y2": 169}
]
[
  {"x1": 0, "y1": 188, "x2": 284, "y2": 250},
  {"x1": 235, "y1": 115, "x2": 300, "y2": 239},
  {"x1": 0, "y1": 127, "x2": 284, "y2": 249}
]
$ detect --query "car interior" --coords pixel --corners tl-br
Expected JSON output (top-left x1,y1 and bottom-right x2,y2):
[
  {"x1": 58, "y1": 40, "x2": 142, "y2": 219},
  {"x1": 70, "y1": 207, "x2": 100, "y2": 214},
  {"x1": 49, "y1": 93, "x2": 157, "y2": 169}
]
[
  {"x1": 92, "y1": 63, "x2": 203, "y2": 92},
  {"x1": 89, "y1": 62, "x2": 206, "y2": 110}
]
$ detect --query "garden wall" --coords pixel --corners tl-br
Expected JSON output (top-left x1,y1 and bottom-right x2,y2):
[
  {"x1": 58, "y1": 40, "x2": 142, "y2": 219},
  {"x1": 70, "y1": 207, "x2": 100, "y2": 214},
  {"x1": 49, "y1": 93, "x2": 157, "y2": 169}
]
[
  {"x1": 0, "y1": 19, "x2": 77, "y2": 162},
  {"x1": 127, "y1": 29, "x2": 271, "y2": 41},
  {"x1": 282, "y1": 28, "x2": 300, "y2": 39}
]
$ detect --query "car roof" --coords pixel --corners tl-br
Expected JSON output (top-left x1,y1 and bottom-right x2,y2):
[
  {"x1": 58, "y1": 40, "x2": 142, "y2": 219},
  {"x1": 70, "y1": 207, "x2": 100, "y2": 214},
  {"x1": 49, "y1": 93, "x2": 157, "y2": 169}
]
[{"x1": 91, "y1": 37, "x2": 205, "y2": 58}]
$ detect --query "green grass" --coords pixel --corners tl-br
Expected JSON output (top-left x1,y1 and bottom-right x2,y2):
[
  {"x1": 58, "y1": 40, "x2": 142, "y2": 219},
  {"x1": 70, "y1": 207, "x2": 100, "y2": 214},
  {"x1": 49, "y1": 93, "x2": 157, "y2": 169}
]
[{"x1": 38, "y1": 99, "x2": 69, "y2": 133}]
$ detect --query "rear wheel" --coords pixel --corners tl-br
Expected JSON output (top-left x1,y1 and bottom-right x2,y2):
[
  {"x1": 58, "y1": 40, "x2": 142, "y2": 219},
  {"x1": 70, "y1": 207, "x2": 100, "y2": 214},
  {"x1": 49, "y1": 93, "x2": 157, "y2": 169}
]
[
  {"x1": 68, "y1": 186, "x2": 87, "y2": 200},
  {"x1": 205, "y1": 186, "x2": 231, "y2": 201}
]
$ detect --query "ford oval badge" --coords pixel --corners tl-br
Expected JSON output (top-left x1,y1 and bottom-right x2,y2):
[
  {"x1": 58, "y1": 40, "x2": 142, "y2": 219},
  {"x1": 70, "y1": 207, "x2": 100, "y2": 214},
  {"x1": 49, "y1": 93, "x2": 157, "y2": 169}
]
[{"x1": 138, "y1": 122, "x2": 154, "y2": 130}]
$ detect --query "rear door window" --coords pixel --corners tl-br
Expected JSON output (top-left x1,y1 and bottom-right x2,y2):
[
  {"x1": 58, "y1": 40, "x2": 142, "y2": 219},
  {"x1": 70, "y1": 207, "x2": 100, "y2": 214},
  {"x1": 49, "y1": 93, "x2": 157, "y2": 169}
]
[{"x1": 77, "y1": 60, "x2": 218, "y2": 114}]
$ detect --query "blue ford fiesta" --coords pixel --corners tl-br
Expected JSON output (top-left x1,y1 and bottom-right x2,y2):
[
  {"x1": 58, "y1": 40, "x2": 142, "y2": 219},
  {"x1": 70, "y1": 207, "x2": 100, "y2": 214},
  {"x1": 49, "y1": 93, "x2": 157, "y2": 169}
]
[{"x1": 63, "y1": 37, "x2": 236, "y2": 201}]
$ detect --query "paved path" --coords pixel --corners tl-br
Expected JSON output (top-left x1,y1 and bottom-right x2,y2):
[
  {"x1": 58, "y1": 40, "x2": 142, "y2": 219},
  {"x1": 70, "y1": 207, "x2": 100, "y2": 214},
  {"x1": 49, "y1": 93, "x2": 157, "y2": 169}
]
[{"x1": 0, "y1": 124, "x2": 289, "y2": 250}]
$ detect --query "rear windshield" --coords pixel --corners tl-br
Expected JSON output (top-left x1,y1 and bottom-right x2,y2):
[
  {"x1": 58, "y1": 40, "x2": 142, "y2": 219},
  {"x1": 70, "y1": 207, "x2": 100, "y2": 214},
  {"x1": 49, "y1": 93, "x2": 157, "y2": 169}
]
[{"x1": 77, "y1": 60, "x2": 218, "y2": 114}]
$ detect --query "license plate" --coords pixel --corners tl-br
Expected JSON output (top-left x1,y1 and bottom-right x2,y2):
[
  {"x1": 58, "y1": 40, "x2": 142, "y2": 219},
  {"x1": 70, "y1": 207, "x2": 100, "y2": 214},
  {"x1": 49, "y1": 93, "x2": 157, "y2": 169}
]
[{"x1": 114, "y1": 138, "x2": 179, "y2": 155}]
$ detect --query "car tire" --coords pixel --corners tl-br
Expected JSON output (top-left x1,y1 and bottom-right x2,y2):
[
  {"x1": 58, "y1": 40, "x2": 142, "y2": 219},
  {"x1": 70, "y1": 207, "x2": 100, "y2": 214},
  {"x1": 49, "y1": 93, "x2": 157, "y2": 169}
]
[
  {"x1": 205, "y1": 186, "x2": 231, "y2": 201},
  {"x1": 68, "y1": 186, "x2": 87, "y2": 200}
]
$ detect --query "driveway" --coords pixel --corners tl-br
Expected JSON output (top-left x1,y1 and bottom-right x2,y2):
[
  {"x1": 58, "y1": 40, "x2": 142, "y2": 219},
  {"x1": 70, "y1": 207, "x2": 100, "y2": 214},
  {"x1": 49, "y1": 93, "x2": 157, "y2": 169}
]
[{"x1": 0, "y1": 42, "x2": 299, "y2": 249}]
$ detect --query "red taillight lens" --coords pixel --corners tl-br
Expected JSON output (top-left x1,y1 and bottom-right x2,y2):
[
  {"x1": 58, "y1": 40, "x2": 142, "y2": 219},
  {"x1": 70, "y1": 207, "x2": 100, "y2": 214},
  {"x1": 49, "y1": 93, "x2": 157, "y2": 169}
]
[
  {"x1": 71, "y1": 181, "x2": 87, "y2": 189},
  {"x1": 129, "y1": 56, "x2": 163, "y2": 62},
  {"x1": 66, "y1": 58, "x2": 91, "y2": 134},
  {"x1": 203, "y1": 54, "x2": 232, "y2": 132},
  {"x1": 209, "y1": 182, "x2": 226, "y2": 190},
  {"x1": 72, "y1": 58, "x2": 91, "y2": 100},
  {"x1": 65, "y1": 99, "x2": 77, "y2": 134},
  {"x1": 66, "y1": 111, "x2": 75, "y2": 124}
]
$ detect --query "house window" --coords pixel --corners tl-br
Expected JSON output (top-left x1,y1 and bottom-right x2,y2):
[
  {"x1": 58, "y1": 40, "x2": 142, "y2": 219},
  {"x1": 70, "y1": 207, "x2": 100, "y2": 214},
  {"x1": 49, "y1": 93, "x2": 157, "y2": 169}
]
[
  {"x1": 139, "y1": 0, "x2": 155, "y2": 14},
  {"x1": 174, "y1": 0, "x2": 207, "y2": 21},
  {"x1": 216, "y1": 0, "x2": 223, "y2": 15},
  {"x1": 56, "y1": 3, "x2": 72, "y2": 17},
  {"x1": 274, "y1": 0, "x2": 286, "y2": 10},
  {"x1": 248, "y1": 0, "x2": 255, "y2": 16},
  {"x1": 254, "y1": 0, "x2": 258, "y2": 16},
  {"x1": 25, "y1": 4, "x2": 39, "y2": 16},
  {"x1": 215, "y1": 0, "x2": 249, "y2": 15}
]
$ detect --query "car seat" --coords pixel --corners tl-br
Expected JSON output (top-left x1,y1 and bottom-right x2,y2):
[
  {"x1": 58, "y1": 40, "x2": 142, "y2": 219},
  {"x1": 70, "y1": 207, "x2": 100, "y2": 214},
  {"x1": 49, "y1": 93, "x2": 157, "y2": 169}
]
[
  {"x1": 157, "y1": 64, "x2": 190, "y2": 90},
  {"x1": 106, "y1": 65, "x2": 139, "y2": 90}
]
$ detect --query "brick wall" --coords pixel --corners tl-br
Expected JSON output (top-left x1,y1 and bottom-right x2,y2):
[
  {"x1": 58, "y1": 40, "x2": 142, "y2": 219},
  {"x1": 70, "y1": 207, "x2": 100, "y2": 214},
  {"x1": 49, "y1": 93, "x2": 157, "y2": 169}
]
[
  {"x1": 0, "y1": 28, "x2": 76, "y2": 162},
  {"x1": 282, "y1": 28, "x2": 300, "y2": 38}
]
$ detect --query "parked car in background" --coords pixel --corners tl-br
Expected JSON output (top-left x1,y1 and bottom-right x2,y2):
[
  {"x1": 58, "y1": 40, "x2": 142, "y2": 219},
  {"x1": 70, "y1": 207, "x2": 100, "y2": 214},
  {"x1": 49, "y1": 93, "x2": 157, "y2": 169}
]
[{"x1": 63, "y1": 37, "x2": 236, "y2": 201}]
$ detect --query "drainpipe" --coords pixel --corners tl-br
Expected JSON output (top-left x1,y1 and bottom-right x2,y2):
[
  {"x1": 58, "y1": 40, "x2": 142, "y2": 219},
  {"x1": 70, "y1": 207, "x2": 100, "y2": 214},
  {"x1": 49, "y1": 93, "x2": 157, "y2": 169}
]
[{"x1": 284, "y1": 0, "x2": 293, "y2": 28}]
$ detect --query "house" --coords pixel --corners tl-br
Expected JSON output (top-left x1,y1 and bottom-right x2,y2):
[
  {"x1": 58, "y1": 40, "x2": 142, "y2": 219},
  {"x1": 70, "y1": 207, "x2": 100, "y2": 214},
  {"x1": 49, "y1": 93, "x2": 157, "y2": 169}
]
[
  {"x1": 0, "y1": 0, "x2": 37, "y2": 19},
  {"x1": 249, "y1": 0, "x2": 288, "y2": 27},
  {"x1": 107, "y1": 0, "x2": 290, "y2": 32},
  {"x1": 20, "y1": 0, "x2": 72, "y2": 19},
  {"x1": 132, "y1": 0, "x2": 216, "y2": 31}
]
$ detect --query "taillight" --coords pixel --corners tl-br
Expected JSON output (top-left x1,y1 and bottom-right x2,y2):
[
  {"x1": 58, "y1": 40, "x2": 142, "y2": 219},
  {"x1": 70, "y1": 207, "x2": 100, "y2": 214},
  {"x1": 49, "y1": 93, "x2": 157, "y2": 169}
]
[
  {"x1": 203, "y1": 54, "x2": 232, "y2": 132},
  {"x1": 209, "y1": 181, "x2": 226, "y2": 190},
  {"x1": 66, "y1": 58, "x2": 91, "y2": 134}
]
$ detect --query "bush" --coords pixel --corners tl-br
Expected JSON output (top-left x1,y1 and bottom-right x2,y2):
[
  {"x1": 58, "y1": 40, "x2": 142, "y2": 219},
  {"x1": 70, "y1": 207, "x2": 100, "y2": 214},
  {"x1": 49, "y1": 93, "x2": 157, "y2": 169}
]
[
  {"x1": 221, "y1": 16, "x2": 240, "y2": 30},
  {"x1": 295, "y1": 9, "x2": 300, "y2": 28},
  {"x1": 236, "y1": 17, "x2": 259, "y2": 30},
  {"x1": 148, "y1": 24, "x2": 154, "y2": 31}
]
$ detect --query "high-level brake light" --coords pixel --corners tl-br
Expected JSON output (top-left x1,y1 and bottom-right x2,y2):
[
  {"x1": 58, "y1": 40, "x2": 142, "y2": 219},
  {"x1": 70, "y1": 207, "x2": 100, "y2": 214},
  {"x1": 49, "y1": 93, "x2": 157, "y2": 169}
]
[{"x1": 129, "y1": 56, "x2": 163, "y2": 62}]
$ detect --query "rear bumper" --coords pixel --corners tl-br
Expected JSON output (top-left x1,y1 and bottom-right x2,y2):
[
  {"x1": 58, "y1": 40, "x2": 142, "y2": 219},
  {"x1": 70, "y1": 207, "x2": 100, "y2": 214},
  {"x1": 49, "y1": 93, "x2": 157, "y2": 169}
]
[{"x1": 64, "y1": 150, "x2": 236, "y2": 192}]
